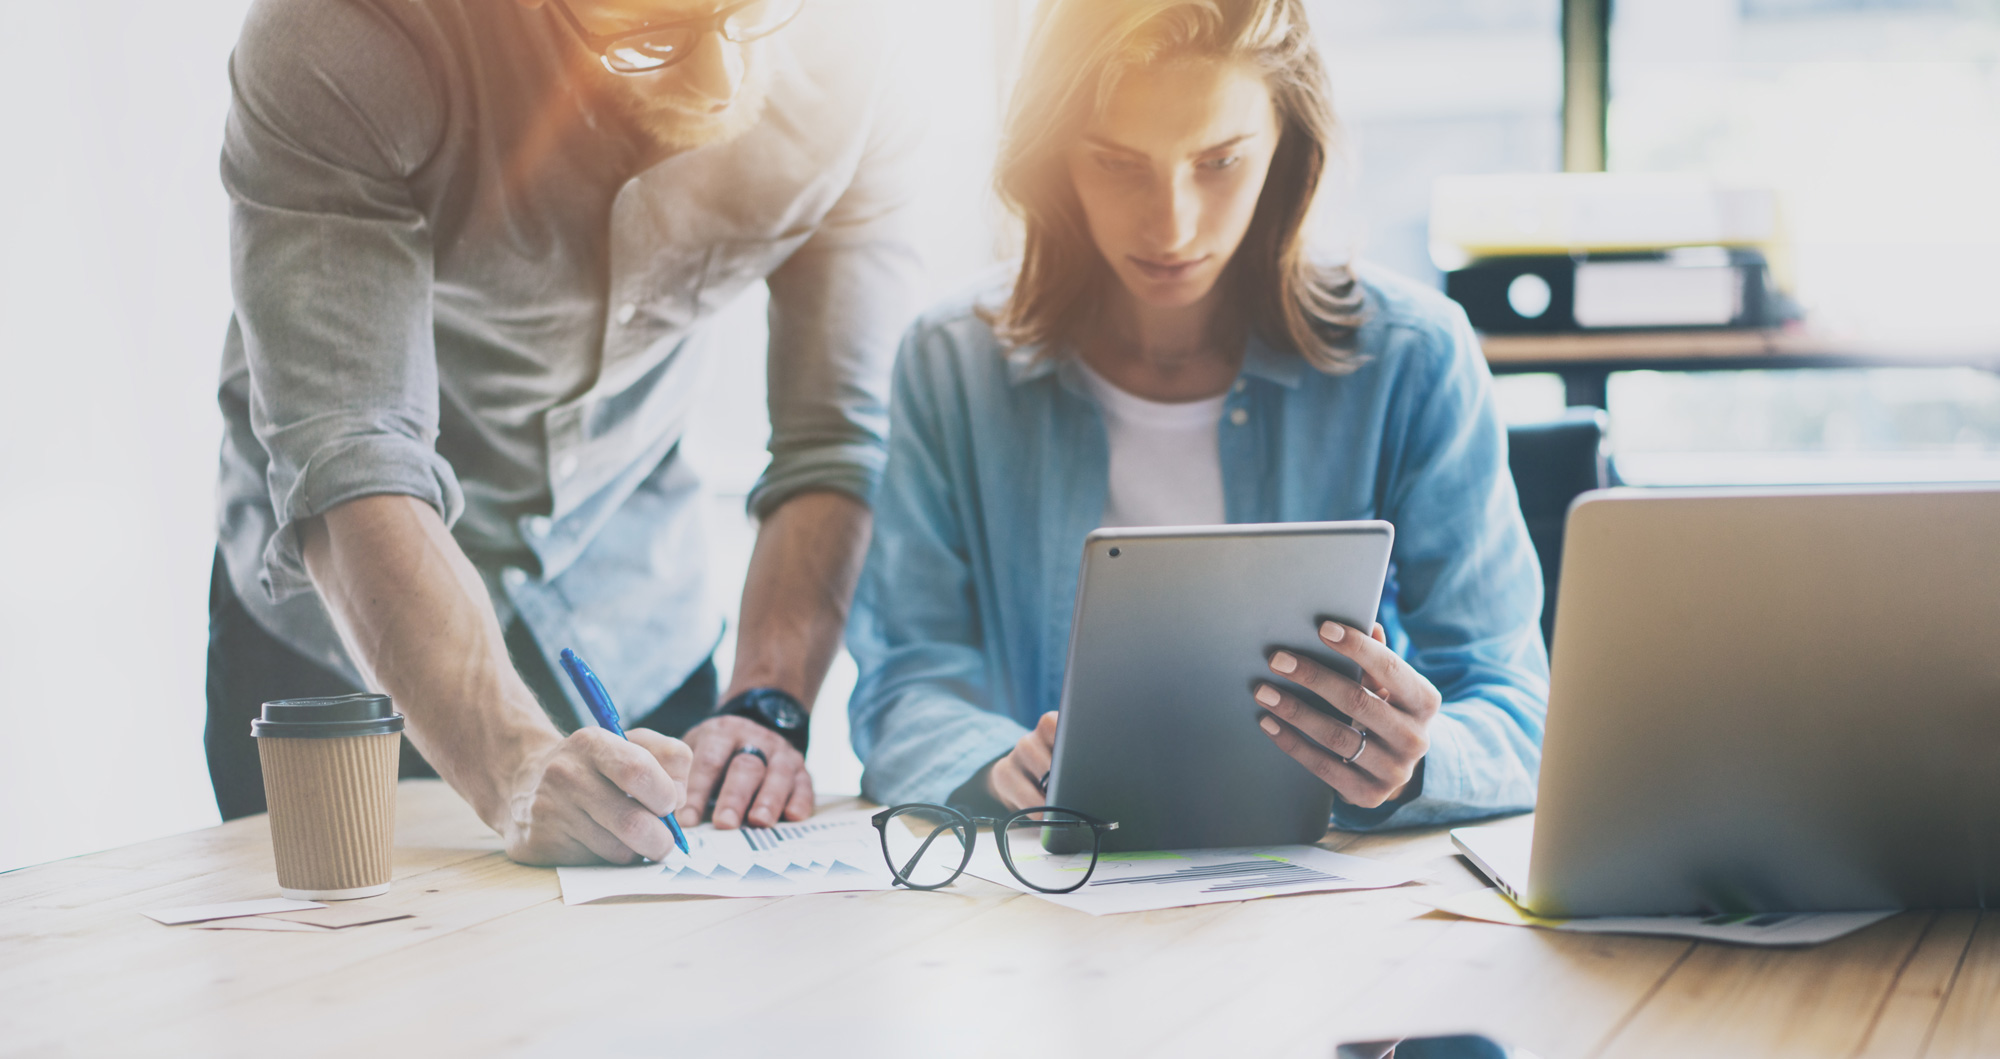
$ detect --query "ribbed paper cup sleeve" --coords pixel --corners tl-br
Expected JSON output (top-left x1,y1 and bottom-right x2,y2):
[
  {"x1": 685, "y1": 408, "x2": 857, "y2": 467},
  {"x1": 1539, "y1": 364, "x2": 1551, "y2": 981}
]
[{"x1": 257, "y1": 733, "x2": 400, "y2": 900}]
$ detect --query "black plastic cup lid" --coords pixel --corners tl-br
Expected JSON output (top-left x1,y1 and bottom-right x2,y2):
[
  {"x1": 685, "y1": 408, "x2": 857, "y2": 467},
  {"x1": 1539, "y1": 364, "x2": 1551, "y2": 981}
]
[{"x1": 252, "y1": 693, "x2": 405, "y2": 739}]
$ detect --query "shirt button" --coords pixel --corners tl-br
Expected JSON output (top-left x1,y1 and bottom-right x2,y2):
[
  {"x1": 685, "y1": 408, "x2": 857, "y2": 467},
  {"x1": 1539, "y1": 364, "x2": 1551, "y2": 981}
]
[
  {"x1": 1229, "y1": 408, "x2": 1249, "y2": 426},
  {"x1": 525, "y1": 515, "x2": 552, "y2": 538},
  {"x1": 1233, "y1": 379, "x2": 1247, "y2": 393},
  {"x1": 615, "y1": 302, "x2": 638, "y2": 325},
  {"x1": 501, "y1": 567, "x2": 528, "y2": 589},
  {"x1": 555, "y1": 455, "x2": 580, "y2": 479}
]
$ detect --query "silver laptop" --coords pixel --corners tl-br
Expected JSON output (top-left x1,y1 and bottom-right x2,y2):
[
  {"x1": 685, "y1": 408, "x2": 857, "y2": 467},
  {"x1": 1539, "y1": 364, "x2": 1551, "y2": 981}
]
[{"x1": 1456, "y1": 485, "x2": 2000, "y2": 917}]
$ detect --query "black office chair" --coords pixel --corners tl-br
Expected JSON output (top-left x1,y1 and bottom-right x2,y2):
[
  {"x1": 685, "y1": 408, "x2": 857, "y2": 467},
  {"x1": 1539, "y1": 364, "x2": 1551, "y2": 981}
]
[{"x1": 1507, "y1": 408, "x2": 1615, "y2": 650}]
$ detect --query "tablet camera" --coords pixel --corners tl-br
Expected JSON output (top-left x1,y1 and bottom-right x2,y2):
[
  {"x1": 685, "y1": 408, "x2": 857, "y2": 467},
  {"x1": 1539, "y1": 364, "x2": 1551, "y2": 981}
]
[{"x1": 1108, "y1": 547, "x2": 1120, "y2": 557}]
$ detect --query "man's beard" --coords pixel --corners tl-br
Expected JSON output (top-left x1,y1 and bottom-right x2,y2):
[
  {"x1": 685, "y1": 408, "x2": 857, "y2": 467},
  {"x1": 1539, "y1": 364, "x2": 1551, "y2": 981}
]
[{"x1": 608, "y1": 47, "x2": 773, "y2": 154}]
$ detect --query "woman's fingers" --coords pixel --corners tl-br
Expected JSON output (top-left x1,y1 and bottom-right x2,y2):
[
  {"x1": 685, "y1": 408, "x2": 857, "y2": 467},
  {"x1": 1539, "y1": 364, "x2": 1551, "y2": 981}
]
[
  {"x1": 992, "y1": 756, "x2": 1044, "y2": 811},
  {"x1": 1252, "y1": 682, "x2": 1367, "y2": 764},
  {"x1": 1033, "y1": 711, "x2": 1059, "y2": 747},
  {"x1": 1254, "y1": 622, "x2": 1437, "y2": 810},
  {"x1": 1255, "y1": 712, "x2": 1404, "y2": 808},
  {"x1": 1016, "y1": 722, "x2": 1055, "y2": 779},
  {"x1": 1254, "y1": 681, "x2": 1415, "y2": 796},
  {"x1": 985, "y1": 717, "x2": 1062, "y2": 812},
  {"x1": 1266, "y1": 650, "x2": 1420, "y2": 754},
  {"x1": 1316, "y1": 622, "x2": 1442, "y2": 722}
]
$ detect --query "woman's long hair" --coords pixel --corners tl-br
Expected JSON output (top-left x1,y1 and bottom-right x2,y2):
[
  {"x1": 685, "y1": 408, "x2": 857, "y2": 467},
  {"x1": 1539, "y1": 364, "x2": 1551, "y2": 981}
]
[{"x1": 988, "y1": 0, "x2": 1365, "y2": 373}]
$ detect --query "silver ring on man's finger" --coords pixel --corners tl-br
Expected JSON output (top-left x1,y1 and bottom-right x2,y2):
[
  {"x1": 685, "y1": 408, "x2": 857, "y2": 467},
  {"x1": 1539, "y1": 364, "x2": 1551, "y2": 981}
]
[
  {"x1": 734, "y1": 745, "x2": 769, "y2": 766},
  {"x1": 1341, "y1": 727, "x2": 1367, "y2": 766}
]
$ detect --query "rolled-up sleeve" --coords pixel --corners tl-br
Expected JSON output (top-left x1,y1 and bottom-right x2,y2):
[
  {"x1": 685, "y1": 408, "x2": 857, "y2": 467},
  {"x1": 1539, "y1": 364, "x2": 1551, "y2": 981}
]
[
  {"x1": 223, "y1": 0, "x2": 459, "y2": 599},
  {"x1": 846, "y1": 325, "x2": 1029, "y2": 807},
  {"x1": 751, "y1": 63, "x2": 923, "y2": 518},
  {"x1": 1336, "y1": 305, "x2": 1550, "y2": 830}
]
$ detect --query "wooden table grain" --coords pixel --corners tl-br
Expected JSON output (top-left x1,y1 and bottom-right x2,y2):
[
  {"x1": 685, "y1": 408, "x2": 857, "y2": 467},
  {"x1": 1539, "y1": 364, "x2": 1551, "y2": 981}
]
[{"x1": 3, "y1": 780, "x2": 1992, "y2": 1058}]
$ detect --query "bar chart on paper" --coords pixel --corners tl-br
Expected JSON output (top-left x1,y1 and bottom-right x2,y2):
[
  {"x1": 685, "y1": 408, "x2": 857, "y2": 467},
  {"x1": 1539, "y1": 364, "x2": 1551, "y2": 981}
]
[
  {"x1": 738, "y1": 819, "x2": 864, "y2": 853},
  {"x1": 557, "y1": 809, "x2": 895, "y2": 904},
  {"x1": 1091, "y1": 859, "x2": 1352, "y2": 894},
  {"x1": 965, "y1": 843, "x2": 1425, "y2": 915}
]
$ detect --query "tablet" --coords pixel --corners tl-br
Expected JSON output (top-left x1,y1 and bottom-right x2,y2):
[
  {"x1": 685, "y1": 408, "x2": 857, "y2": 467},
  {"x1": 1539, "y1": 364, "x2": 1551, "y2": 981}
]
[{"x1": 1044, "y1": 521, "x2": 1395, "y2": 852}]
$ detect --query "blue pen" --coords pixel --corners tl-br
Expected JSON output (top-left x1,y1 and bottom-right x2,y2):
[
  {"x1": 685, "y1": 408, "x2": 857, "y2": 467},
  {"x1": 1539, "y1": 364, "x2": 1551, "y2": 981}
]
[{"x1": 558, "y1": 647, "x2": 691, "y2": 856}]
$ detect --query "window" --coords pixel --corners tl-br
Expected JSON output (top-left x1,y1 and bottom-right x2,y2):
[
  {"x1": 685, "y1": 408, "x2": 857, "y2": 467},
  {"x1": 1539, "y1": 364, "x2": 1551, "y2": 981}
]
[
  {"x1": 1307, "y1": 0, "x2": 1564, "y2": 285},
  {"x1": 1596, "y1": 0, "x2": 2000, "y2": 483},
  {"x1": 1609, "y1": 0, "x2": 2000, "y2": 346}
]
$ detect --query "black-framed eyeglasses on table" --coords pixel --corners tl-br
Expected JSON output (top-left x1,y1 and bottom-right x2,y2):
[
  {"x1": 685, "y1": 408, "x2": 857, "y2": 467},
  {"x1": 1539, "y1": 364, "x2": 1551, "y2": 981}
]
[
  {"x1": 548, "y1": 0, "x2": 806, "y2": 75},
  {"x1": 871, "y1": 803, "x2": 1120, "y2": 894}
]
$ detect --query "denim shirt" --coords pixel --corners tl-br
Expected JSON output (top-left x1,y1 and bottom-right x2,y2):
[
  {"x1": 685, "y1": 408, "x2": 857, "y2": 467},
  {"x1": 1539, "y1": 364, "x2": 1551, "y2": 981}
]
[
  {"x1": 212, "y1": 0, "x2": 918, "y2": 725},
  {"x1": 846, "y1": 269, "x2": 1549, "y2": 830}
]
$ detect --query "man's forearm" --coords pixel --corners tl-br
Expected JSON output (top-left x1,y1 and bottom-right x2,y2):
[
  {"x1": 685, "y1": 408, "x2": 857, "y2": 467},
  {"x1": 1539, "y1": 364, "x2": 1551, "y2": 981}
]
[
  {"x1": 299, "y1": 494, "x2": 559, "y2": 831},
  {"x1": 727, "y1": 490, "x2": 873, "y2": 707}
]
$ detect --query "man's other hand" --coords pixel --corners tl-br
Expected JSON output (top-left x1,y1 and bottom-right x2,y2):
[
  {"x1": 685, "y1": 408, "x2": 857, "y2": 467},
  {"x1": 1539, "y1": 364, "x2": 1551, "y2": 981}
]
[
  {"x1": 503, "y1": 727, "x2": 692, "y2": 865},
  {"x1": 677, "y1": 716, "x2": 814, "y2": 830}
]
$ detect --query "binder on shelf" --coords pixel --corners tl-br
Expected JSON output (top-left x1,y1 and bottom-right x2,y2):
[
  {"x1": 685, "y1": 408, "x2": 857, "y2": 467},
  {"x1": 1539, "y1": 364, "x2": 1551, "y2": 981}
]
[
  {"x1": 1430, "y1": 173, "x2": 1800, "y2": 335},
  {"x1": 1445, "y1": 247, "x2": 1791, "y2": 334}
]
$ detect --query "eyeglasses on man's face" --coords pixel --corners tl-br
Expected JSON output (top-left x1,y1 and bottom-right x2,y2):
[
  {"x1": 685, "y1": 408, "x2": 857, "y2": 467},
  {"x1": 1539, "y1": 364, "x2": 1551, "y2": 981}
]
[
  {"x1": 549, "y1": 0, "x2": 806, "y2": 75},
  {"x1": 871, "y1": 803, "x2": 1120, "y2": 894}
]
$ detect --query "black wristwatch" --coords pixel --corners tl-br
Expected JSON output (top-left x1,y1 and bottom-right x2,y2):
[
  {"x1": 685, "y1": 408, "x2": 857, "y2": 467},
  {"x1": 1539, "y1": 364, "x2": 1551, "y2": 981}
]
[{"x1": 716, "y1": 687, "x2": 810, "y2": 754}]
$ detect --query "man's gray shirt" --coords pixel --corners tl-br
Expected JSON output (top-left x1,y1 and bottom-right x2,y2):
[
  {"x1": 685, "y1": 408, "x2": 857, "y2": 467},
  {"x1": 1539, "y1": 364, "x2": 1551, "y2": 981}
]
[{"x1": 215, "y1": 0, "x2": 919, "y2": 725}]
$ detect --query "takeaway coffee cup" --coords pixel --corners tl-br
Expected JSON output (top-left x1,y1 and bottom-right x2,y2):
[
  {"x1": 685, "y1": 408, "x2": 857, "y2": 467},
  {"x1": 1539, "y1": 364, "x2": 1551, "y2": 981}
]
[{"x1": 252, "y1": 693, "x2": 405, "y2": 900}]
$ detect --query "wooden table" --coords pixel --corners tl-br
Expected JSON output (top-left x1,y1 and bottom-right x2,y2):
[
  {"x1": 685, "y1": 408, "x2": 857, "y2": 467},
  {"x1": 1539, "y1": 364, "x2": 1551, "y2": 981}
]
[{"x1": 5, "y1": 780, "x2": 1996, "y2": 1058}]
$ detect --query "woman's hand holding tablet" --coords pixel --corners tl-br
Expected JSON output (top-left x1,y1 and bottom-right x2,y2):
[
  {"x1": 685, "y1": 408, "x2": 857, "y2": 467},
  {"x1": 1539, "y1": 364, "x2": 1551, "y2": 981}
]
[
  {"x1": 1256, "y1": 621, "x2": 1443, "y2": 809},
  {"x1": 986, "y1": 712, "x2": 1060, "y2": 812}
]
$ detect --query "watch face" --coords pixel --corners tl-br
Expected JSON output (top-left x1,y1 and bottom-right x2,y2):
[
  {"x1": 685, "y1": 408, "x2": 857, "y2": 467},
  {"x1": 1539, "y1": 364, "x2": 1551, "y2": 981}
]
[{"x1": 751, "y1": 689, "x2": 807, "y2": 731}]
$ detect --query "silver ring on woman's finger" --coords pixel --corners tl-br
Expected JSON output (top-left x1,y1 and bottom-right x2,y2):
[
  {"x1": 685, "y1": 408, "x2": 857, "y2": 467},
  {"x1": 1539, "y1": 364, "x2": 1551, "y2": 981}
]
[
  {"x1": 1341, "y1": 727, "x2": 1367, "y2": 766},
  {"x1": 734, "y1": 745, "x2": 769, "y2": 766}
]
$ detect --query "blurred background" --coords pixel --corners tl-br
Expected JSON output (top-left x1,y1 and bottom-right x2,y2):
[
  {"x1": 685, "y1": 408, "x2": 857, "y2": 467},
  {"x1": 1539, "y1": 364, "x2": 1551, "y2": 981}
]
[{"x1": 3, "y1": 0, "x2": 1997, "y2": 872}]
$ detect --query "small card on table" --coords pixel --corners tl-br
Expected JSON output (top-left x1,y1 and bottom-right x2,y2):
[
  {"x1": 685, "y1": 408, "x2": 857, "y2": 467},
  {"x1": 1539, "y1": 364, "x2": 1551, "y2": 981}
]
[
  {"x1": 265, "y1": 905, "x2": 413, "y2": 929},
  {"x1": 141, "y1": 898, "x2": 325, "y2": 926}
]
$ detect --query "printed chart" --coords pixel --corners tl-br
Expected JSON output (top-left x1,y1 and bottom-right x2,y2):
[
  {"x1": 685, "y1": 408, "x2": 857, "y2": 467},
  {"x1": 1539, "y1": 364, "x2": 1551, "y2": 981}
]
[
  {"x1": 964, "y1": 842, "x2": 1424, "y2": 915},
  {"x1": 1089, "y1": 858, "x2": 1355, "y2": 894},
  {"x1": 1420, "y1": 887, "x2": 1896, "y2": 947},
  {"x1": 558, "y1": 809, "x2": 895, "y2": 904}
]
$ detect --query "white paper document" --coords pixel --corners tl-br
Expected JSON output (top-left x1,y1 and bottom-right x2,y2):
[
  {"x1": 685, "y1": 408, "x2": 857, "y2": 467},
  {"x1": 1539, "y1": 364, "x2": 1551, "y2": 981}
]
[
  {"x1": 557, "y1": 809, "x2": 895, "y2": 905},
  {"x1": 1421, "y1": 887, "x2": 1897, "y2": 947},
  {"x1": 142, "y1": 897, "x2": 326, "y2": 925},
  {"x1": 963, "y1": 841, "x2": 1425, "y2": 916}
]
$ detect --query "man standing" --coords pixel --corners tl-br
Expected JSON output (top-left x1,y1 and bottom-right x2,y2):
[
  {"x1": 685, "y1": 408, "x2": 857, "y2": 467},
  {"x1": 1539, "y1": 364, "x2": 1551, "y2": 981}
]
[{"x1": 207, "y1": 0, "x2": 918, "y2": 864}]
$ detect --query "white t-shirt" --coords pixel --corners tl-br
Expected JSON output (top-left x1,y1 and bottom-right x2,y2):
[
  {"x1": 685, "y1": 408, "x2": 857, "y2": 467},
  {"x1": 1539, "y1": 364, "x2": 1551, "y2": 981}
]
[{"x1": 1077, "y1": 361, "x2": 1229, "y2": 528}]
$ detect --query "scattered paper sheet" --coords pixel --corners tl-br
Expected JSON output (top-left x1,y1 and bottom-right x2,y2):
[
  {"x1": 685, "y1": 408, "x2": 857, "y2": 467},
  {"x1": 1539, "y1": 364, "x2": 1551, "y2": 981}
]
[
  {"x1": 266, "y1": 905, "x2": 414, "y2": 929},
  {"x1": 195, "y1": 917, "x2": 330, "y2": 933},
  {"x1": 962, "y1": 841, "x2": 1426, "y2": 916},
  {"x1": 1420, "y1": 887, "x2": 1898, "y2": 946},
  {"x1": 142, "y1": 898, "x2": 325, "y2": 925},
  {"x1": 557, "y1": 809, "x2": 895, "y2": 905}
]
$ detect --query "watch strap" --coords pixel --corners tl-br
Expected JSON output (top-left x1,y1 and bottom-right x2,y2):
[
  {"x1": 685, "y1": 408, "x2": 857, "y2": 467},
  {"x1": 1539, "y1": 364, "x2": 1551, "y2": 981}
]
[{"x1": 716, "y1": 688, "x2": 810, "y2": 754}]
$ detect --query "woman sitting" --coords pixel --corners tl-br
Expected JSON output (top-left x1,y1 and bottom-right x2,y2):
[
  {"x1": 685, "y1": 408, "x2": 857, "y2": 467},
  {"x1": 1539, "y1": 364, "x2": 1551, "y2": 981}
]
[{"x1": 846, "y1": 0, "x2": 1547, "y2": 828}]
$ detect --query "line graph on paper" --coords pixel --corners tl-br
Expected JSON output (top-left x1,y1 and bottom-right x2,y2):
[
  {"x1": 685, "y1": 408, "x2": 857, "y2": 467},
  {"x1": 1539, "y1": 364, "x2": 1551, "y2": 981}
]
[
  {"x1": 1090, "y1": 860, "x2": 1349, "y2": 894},
  {"x1": 655, "y1": 857, "x2": 882, "y2": 891},
  {"x1": 555, "y1": 809, "x2": 898, "y2": 903}
]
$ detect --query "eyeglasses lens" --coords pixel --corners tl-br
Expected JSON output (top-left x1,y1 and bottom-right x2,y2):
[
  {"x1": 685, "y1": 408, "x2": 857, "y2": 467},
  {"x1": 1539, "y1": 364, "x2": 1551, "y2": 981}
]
[
  {"x1": 999, "y1": 810, "x2": 1100, "y2": 892},
  {"x1": 882, "y1": 807, "x2": 968, "y2": 888},
  {"x1": 723, "y1": 0, "x2": 804, "y2": 41},
  {"x1": 602, "y1": 30, "x2": 696, "y2": 73}
]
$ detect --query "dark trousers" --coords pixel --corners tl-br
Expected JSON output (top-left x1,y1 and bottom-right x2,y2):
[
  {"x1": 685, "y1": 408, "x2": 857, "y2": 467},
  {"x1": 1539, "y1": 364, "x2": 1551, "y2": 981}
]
[{"x1": 204, "y1": 552, "x2": 717, "y2": 820}]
